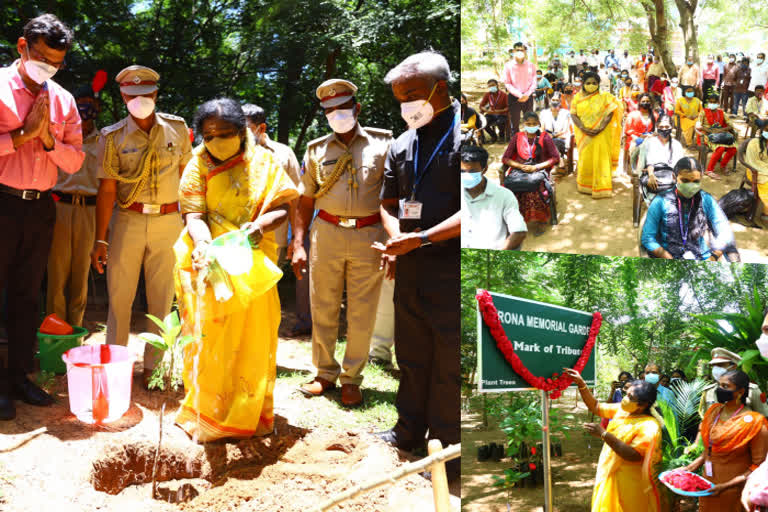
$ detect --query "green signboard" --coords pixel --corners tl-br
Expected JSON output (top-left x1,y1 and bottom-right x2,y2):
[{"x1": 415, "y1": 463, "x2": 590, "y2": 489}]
[{"x1": 477, "y1": 291, "x2": 597, "y2": 392}]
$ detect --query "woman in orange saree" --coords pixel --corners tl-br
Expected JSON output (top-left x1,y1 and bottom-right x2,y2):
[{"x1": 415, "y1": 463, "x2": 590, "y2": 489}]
[
  {"x1": 564, "y1": 368, "x2": 663, "y2": 512},
  {"x1": 173, "y1": 98, "x2": 298, "y2": 442},
  {"x1": 685, "y1": 370, "x2": 768, "y2": 511},
  {"x1": 570, "y1": 71, "x2": 624, "y2": 198}
]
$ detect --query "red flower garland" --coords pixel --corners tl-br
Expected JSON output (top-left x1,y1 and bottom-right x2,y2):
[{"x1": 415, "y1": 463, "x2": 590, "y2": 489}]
[{"x1": 476, "y1": 289, "x2": 602, "y2": 399}]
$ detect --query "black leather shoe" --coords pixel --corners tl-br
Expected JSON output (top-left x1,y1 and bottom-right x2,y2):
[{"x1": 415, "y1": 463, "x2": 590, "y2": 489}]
[
  {"x1": 0, "y1": 395, "x2": 16, "y2": 420},
  {"x1": 12, "y1": 377, "x2": 54, "y2": 406},
  {"x1": 373, "y1": 429, "x2": 418, "y2": 451}
]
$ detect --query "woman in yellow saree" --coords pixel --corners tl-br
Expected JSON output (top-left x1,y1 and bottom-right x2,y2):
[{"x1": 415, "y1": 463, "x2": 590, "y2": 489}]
[
  {"x1": 675, "y1": 85, "x2": 702, "y2": 146},
  {"x1": 564, "y1": 368, "x2": 663, "y2": 512},
  {"x1": 174, "y1": 98, "x2": 298, "y2": 442},
  {"x1": 570, "y1": 71, "x2": 623, "y2": 198}
]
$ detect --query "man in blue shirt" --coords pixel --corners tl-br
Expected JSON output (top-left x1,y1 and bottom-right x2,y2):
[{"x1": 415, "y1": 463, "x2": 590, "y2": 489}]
[{"x1": 641, "y1": 156, "x2": 736, "y2": 261}]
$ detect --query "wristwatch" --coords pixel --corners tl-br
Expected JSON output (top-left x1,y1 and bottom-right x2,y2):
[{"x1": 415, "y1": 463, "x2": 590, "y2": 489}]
[{"x1": 419, "y1": 232, "x2": 432, "y2": 247}]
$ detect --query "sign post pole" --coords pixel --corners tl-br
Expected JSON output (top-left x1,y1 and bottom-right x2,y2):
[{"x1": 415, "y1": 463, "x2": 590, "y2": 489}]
[{"x1": 541, "y1": 390, "x2": 553, "y2": 512}]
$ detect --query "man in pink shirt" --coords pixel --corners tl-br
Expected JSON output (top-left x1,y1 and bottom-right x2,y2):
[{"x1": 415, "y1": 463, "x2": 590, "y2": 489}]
[
  {"x1": 701, "y1": 55, "x2": 720, "y2": 99},
  {"x1": 503, "y1": 41, "x2": 537, "y2": 139},
  {"x1": 0, "y1": 14, "x2": 84, "y2": 420}
]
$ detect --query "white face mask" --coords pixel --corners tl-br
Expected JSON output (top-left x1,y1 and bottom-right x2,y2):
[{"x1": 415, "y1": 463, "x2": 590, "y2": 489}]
[
  {"x1": 126, "y1": 96, "x2": 155, "y2": 119},
  {"x1": 756, "y1": 333, "x2": 768, "y2": 359},
  {"x1": 326, "y1": 108, "x2": 357, "y2": 134},
  {"x1": 400, "y1": 82, "x2": 438, "y2": 130},
  {"x1": 24, "y1": 46, "x2": 58, "y2": 84},
  {"x1": 711, "y1": 365, "x2": 728, "y2": 382}
]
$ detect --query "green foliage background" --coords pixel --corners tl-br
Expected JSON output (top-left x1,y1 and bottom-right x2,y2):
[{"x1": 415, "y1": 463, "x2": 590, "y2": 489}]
[
  {"x1": 461, "y1": 250, "x2": 768, "y2": 395},
  {"x1": 0, "y1": 0, "x2": 459, "y2": 156}
]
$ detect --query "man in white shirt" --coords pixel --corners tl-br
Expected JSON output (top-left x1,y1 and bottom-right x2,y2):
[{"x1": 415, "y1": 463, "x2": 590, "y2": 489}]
[
  {"x1": 749, "y1": 52, "x2": 767, "y2": 96},
  {"x1": 619, "y1": 51, "x2": 632, "y2": 74},
  {"x1": 539, "y1": 95, "x2": 571, "y2": 169},
  {"x1": 460, "y1": 145, "x2": 526, "y2": 250}
]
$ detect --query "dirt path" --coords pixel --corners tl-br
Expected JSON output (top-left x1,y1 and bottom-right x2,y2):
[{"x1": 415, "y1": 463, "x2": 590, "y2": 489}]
[
  {"x1": 0, "y1": 278, "x2": 459, "y2": 511},
  {"x1": 462, "y1": 70, "x2": 766, "y2": 263},
  {"x1": 461, "y1": 393, "x2": 598, "y2": 512}
]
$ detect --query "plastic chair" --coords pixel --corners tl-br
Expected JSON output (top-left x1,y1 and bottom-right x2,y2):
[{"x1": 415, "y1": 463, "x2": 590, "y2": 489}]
[
  {"x1": 694, "y1": 131, "x2": 738, "y2": 175},
  {"x1": 736, "y1": 138, "x2": 764, "y2": 228}
]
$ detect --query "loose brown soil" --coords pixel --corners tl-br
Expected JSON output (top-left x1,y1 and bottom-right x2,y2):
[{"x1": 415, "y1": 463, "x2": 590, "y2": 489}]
[
  {"x1": 462, "y1": 70, "x2": 767, "y2": 263},
  {"x1": 0, "y1": 277, "x2": 459, "y2": 511}
]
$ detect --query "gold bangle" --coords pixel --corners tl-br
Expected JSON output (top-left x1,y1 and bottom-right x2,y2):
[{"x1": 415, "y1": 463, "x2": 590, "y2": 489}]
[
  {"x1": 578, "y1": 385, "x2": 588, "y2": 390},
  {"x1": 601, "y1": 431, "x2": 609, "y2": 440}
]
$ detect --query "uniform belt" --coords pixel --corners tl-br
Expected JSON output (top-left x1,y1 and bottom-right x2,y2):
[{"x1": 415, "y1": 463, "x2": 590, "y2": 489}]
[
  {"x1": 53, "y1": 192, "x2": 97, "y2": 206},
  {"x1": 317, "y1": 210, "x2": 381, "y2": 229},
  {"x1": 123, "y1": 201, "x2": 180, "y2": 215},
  {"x1": 0, "y1": 183, "x2": 50, "y2": 201}
]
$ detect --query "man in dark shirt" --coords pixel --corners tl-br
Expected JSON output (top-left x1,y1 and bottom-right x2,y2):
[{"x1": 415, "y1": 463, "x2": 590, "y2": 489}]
[
  {"x1": 478, "y1": 78, "x2": 508, "y2": 143},
  {"x1": 374, "y1": 50, "x2": 460, "y2": 481}
]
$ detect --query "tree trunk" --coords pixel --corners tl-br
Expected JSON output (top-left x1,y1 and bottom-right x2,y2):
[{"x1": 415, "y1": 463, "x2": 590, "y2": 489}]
[
  {"x1": 674, "y1": 0, "x2": 700, "y2": 65},
  {"x1": 293, "y1": 46, "x2": 340, "y2": 154},
  {"x1": 277, "y1": 46, "x2": 307, "y2": 147},
  {"x1": 641, "y1": 0, "x2": 678, "y2": 78}
]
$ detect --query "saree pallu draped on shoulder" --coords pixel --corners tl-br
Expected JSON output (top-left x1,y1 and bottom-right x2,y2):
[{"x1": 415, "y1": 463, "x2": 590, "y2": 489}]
[
  {"x1": 174, "y1": 137, "x2": 298, "y2": 441},
  {"x1": 591, "y1": 403, "x2": 663, "y2": 512},
  {"x1": 571, "y1": 91, "x2": 623, "y2": 198}
]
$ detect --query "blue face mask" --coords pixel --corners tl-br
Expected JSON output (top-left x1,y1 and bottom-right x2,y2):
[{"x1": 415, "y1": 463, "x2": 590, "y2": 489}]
[
  {"x1": 763, "y1": 131, "x2": 768, "y2": 139},
  {"x1": 645, "y1": 372, "x2": 660, "y2": 385},
  {"x1": 685, "y1": 91, "x2": 695, "y2": 98},
  {"x1": 461, "y1": 172, "x2": 483, "y2": 189},
  {"x1": 524, "y1": 125, "x2": 540, "y2": 134},
  {"x1": 489, "y1": 86, "x2": 498, "y2": 93}
]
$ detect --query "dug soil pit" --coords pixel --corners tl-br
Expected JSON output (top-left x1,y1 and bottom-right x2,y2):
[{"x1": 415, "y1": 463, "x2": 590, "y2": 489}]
[{"x1": 0, "y1": 374, "x2": 439, "y2": 512}]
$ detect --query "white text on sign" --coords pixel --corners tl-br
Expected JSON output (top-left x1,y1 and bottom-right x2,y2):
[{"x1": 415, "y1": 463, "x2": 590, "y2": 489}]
[{"x1": 497, "y1": 310, "x2": 589, "y2": 335}]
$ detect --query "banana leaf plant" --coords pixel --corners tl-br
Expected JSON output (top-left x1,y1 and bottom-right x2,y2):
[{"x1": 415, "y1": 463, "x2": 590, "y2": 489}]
[
  {"x1": 138, "y1": 311, "x2": 195, "y2": 391},
  {"x1": 687, "y1": 288, "x2": 767, "y2": 398}
]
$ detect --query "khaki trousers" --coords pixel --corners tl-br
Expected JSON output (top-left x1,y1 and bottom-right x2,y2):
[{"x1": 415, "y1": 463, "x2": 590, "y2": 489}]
[
  {"x1": 309, "y1": 219, "x2": 385, "y2": 385},
  {"x1": 369, "y1": 275, "x2": 395, "y2": 362},
  {"x1": 106, "y1": 209, "x2": 182, "y2": 370},
  {"x1": 46, "y1": 201, "x2": 96, "y2": 327}
]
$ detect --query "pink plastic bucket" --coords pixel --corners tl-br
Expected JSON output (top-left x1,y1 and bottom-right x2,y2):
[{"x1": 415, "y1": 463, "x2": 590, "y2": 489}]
[{"x1": 62, "y1": 344, "x2": 135, "y2": 424}]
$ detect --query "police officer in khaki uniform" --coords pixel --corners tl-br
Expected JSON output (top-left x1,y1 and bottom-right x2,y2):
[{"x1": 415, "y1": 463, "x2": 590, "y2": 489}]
[
  {"x1": 90, "y1": 65, "x2": 192, "y2": 385},
  {"x1": 292, "y1": 79, "x2": 393, "y2": 407},
  {"x1": 699, "y1": 348, "x2": 768, "y2": 418},
  {"x1": 47, "y1": 85, "x2": 101, "y2": 327}
]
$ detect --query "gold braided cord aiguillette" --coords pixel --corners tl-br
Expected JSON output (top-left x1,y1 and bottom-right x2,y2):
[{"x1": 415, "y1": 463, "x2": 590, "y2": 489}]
[
  {"x1": 102, "y1": 133, "x2": 158, "y2": 208},
  {"x1": 312, "y1": 152, "x2": 354, "y2": 199}
]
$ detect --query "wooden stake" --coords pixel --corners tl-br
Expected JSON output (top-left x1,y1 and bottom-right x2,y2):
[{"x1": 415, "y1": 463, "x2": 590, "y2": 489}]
[
  {"x1": 428, "y1": 440, "x2": 451, "y2": 512},
  {"x1": 313, "y1": 443, "x2": 460, "y2": 512},
  {"x1": 151, "y1": 402, "x2": 165, "y2": 498}
]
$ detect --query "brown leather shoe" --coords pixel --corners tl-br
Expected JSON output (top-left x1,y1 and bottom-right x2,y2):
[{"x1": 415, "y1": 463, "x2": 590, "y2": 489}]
[
  {"x1": 299, "y1": 376, "x2": 336, "y2": 397},
  {"x1": 340, "y1": 383, "x2": 363, "y2": 407}
]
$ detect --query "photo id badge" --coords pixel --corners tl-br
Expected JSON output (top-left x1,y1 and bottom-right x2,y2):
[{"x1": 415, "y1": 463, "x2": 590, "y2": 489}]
[
  {"x1": 704, "y1": 460, "x2": 713, "y2": 477},
  {"x1": 399, "y1": 199, "x2": 422, "y2": 219}
]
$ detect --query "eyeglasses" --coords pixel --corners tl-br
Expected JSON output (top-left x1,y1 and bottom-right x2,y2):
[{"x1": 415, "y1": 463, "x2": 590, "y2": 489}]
[{"x1": 27, "y1": 45, "x2": 66, "y2": 70}]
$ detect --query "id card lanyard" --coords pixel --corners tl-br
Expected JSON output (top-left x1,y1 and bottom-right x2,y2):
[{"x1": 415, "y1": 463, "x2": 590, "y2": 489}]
[
  {"x1": 705, "y1": 403, "x2": 744, "y2": 477},
  {"x1": 411, "y1": 112, "x2": 458, "y2": 201},
  {"x1": 676, "y1": 194, "x2": 690, "y2": 247}
]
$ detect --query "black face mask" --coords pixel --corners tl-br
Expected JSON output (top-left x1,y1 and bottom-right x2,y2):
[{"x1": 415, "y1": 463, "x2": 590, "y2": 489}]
[
  {"x1": 715, "y1": 387, "x2": 736, "y2": 404},
  {"x1": 658, "y1": 128, "x2": 672, "y2": 138},
  {"x1": 639, "y1": 102, "x2": 651, "y2": 110}
]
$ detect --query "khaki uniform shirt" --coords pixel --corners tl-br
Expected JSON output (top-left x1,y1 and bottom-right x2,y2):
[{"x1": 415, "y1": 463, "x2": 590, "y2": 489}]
[
  {"x1": 299, "y1": 123, "x2": 393, "y2": 217},
  {"x1": 699, "y1": 382, "x2": 768, "y2": 418},
  {"x1": 97, "y1": 113, "x2": 193, "y2": 205},
  {"x1": 263, "y1": 133, "x2": 300, "y2": 186},
  {"x1": 54, "y1": 127, "x2": 101, "y2": 195}
]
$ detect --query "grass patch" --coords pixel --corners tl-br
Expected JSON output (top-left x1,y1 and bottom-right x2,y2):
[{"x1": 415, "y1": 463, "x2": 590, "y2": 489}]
[{"x1": 276, "y1": 338, "x2": 399, "y2": 432}]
